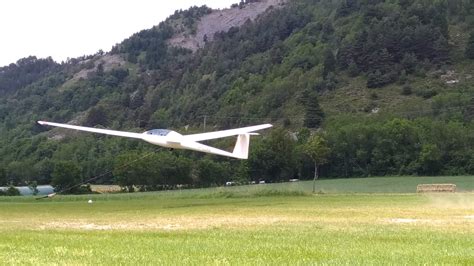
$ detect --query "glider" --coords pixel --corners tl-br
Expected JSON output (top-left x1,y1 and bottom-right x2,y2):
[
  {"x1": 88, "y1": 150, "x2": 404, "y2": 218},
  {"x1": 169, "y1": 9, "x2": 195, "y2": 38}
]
[{"x1": 37, "y1": 121, "x2": 272, "y2": 159}]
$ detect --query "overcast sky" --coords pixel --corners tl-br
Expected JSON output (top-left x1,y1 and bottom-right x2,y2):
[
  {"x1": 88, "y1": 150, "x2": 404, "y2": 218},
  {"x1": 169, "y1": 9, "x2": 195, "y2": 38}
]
[{"x1": 0, "y1": 0, "x2": 237, "y2": 67}]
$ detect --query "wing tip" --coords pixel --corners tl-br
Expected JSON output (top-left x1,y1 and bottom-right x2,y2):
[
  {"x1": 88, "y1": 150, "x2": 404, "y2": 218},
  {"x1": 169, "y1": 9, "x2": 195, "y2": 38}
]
[
  {"x1": 37, "y1": 121, "x2": 46, "y2": 125},
  {"x1": 259, "y1": 123, "x2": 273, "y2": 129}
]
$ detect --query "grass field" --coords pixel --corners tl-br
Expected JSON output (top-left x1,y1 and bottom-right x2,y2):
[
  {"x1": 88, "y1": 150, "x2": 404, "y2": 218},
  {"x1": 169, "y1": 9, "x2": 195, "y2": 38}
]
[{"x1": 0, "y1": 176, "x2": 473, "y2": 264}]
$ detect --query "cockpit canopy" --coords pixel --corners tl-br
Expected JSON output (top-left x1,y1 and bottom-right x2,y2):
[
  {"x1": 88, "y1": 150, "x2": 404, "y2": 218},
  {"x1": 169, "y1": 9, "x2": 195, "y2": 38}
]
[{"x1": 144, "y1": 129, "x2": 172, "y2": 136}]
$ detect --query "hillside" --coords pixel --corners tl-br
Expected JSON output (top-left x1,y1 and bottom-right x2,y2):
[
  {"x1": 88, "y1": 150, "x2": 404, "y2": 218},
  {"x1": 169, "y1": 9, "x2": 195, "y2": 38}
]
[{"x1": 0, "y1": 0, "x2": 473, "y2": 191}]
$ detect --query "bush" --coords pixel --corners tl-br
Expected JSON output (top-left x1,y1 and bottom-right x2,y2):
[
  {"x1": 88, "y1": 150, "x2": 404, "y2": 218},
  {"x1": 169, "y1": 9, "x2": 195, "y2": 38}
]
[
  {"x1": 348, "y1": 62, "x2": 359, "y2": 77},
  {"x1": 416, "y1": 88, "x2": 438, "y2": 99},
  {"x1": 370, "y1": 92, "x2": 379, "y2": 100},
  {"x1": 367, "y1": 70, "x2": 393, "y2": 88},
  {"x1": 5, "y1": 185, "x2": 20, "y2": 196},
  {"x1": 401, "y1": 85, "x2": 413, "y2": 95}
]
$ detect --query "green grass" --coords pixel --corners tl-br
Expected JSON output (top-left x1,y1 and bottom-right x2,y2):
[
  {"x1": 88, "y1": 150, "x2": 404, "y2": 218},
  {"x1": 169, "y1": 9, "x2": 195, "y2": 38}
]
[
  {"x1": 305, "y1": 175, "x2": 474, "y2": 193},
  {"x1": 0, "y1": 176, "x2": 473, "y2": 264},
  {"x1": 4, "y1": 175, "x2": 471, "y2": 203}
]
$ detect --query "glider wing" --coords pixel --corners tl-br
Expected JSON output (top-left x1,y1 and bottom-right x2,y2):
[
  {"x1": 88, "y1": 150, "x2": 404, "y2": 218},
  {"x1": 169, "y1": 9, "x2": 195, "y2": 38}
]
[{"x1": 37, "y1": 121, "x2": 144, "y2": 139}]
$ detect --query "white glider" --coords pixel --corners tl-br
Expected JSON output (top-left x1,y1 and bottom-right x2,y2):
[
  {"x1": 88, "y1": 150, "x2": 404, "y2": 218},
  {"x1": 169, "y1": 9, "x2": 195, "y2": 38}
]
[{"x1": 37, "y1": 121, "x2": 272, "y2": 159}]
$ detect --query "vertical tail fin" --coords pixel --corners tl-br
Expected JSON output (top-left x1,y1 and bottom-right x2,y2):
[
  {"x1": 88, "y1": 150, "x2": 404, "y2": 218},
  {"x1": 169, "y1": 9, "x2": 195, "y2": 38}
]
[{"x1": 232, "y1": 133, "x2": 250, "y2": 159}]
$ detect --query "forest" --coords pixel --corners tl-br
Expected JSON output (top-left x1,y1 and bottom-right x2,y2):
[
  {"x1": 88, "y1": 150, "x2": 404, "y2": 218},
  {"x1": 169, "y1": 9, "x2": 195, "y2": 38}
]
[{"x1": 0, "y1": 0, "x2": 473, "y2": 193}]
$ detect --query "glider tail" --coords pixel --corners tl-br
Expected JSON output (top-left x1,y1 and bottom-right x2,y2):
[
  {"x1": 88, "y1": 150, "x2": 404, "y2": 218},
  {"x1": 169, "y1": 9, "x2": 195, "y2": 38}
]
[{"x1": 232, "y1": 133, "x2": 251, "y2": 159}]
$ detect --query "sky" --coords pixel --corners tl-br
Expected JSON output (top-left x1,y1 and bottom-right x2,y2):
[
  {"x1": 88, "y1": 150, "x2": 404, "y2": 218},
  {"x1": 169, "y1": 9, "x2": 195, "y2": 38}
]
[{"x1": 0, "y1": 0, "x2": 237, "y2": 67}]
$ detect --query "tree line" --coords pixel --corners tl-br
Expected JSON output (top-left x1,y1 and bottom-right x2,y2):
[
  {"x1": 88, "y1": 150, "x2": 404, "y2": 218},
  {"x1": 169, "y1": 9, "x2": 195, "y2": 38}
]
[{"x1": 1, "y1": 115, "x2": 472, "y2": 194}]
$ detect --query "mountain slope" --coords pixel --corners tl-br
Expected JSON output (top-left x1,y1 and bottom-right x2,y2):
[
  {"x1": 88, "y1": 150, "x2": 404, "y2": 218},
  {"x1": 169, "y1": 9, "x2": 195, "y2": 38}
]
[{"x1": 0, "y1": 0, "x2": 473, "y2": 189}]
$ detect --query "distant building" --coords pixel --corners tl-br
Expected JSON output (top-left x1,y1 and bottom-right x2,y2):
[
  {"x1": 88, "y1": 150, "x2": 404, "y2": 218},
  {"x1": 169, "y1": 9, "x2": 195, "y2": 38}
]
[{"x1": 0, "y1": 185, "x2": 54, "y2": 196}]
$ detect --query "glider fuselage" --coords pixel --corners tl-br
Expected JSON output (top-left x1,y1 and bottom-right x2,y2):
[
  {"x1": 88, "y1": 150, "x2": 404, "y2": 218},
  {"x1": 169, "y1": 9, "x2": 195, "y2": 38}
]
[{"x1": 142, "y1": 129, "x2": 184, "y2": 149}]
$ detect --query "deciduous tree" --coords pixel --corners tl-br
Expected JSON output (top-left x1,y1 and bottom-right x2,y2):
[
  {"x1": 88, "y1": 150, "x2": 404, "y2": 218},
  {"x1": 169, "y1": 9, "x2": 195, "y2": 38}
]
[
  {"x1": 302, "y1": 134, "x2": 330, "y2": 193},
  {"x1": 51, "y1": 161, "x2": 83, "y2": 194}
]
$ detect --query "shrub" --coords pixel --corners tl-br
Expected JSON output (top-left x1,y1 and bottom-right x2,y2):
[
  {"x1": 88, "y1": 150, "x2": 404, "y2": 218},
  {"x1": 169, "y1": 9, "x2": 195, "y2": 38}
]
[
  {"x1": 401, "y1": 85, "x2": 413, "y2": 95},
  {"x1": 348, "y1": 62, "x2": 359, "y2": 77},
  {"x1": 416, "y1": 88, "x2": 438, "y2": 99},
  {"x1": 5, "y1": 185, "x2": 20, "y2": 196}
]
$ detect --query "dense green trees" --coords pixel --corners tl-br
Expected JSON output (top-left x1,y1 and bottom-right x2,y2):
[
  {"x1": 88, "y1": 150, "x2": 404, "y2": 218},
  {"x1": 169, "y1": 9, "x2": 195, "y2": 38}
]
[
  {"x1": 337, "y1": 0, "x2": 451, "y2": 87},
  {"x1": 325, "y1": 118, "x2": 474, "y2": 177},
  {"x1": 336, "y1": 0, "x2": 359, "y2": 18},
  {"x1": 196, "y1": 159, "x2": 231, "y2": 187},
  {"x1": 0, "y1": 56, "x2": 59, "y2": 95},
  {"x1": 113, "y1": 151, "x2": 192, "y2": 191},
  {"x1": 247, "y1": 128, "x2": 297, "y2": 182}
]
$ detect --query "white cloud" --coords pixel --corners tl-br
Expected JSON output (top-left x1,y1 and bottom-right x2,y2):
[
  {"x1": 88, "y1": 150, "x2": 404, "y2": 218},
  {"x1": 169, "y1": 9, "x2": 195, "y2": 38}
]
[{"x1": 0, "y1": 0, "x2": 236, "y2": 66}]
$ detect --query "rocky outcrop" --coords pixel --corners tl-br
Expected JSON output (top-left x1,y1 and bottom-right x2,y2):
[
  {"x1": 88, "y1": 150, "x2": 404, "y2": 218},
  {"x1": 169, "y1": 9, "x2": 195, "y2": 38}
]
[{"x1": 168, "y1": 0, "x2": 287, "y2": 51}]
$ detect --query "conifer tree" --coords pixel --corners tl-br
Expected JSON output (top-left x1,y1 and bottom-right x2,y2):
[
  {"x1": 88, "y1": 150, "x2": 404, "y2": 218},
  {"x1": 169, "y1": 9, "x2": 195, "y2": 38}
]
[
  {"x1": 433, "y1": 35, "x2": 450, "y2": 64},
  {"x1": 323, "y1": 49, "x2": 336, "y2": 78},
  {"x1": 303, "y1": 91, "x2": 325, "y2": 128},
  {"x1": 0, "y1": 167, "x2": 6, "y2": 186},
  {"x1": 466, "y1": 31, "x2": 474, "y2": 59}
]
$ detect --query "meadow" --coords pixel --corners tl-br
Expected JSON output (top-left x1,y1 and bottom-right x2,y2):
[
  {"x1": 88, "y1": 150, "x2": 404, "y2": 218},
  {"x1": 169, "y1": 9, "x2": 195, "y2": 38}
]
[{"x1": 0, "y1": 176, "x2": 472, "y2": 264}]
